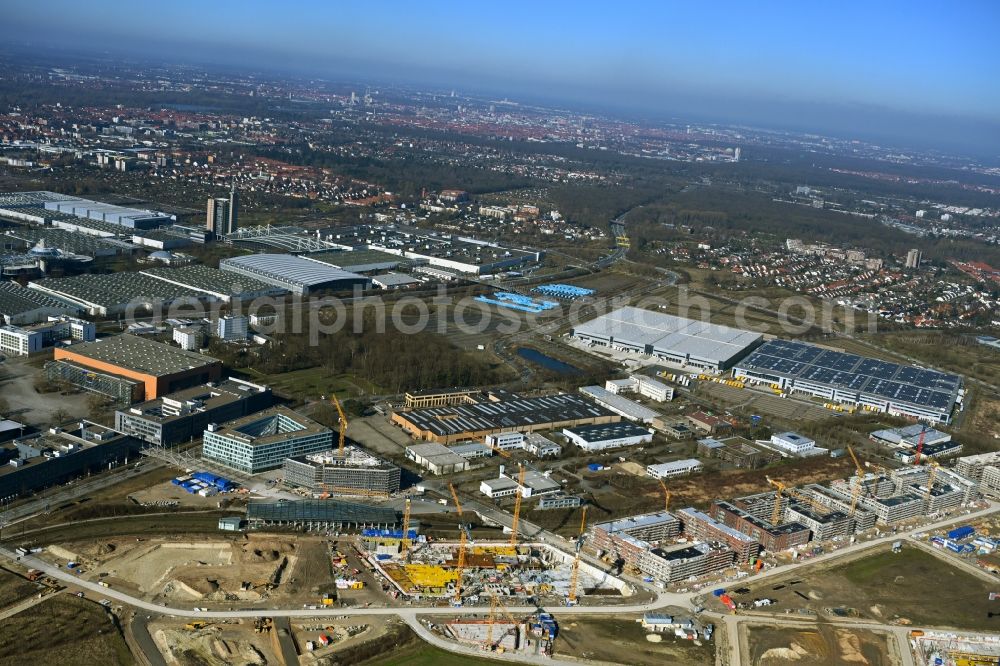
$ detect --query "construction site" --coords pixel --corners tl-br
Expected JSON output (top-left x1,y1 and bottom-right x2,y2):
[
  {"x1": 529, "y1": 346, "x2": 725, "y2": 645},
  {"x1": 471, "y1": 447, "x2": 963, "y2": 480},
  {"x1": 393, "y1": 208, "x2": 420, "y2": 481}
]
[
  {"x1": 37, "y1": 534, "x2": 334, "y2": 605},
  {"x1": 363, "y1": 491, "x2": 631, "y2": 609}
]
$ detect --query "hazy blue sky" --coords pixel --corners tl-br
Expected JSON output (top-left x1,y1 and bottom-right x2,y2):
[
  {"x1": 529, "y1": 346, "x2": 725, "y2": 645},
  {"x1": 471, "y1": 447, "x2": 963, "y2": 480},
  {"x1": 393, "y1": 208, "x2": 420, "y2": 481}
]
[{"x1": 4, "y1": 0, "x2": 999, "y2": 154}]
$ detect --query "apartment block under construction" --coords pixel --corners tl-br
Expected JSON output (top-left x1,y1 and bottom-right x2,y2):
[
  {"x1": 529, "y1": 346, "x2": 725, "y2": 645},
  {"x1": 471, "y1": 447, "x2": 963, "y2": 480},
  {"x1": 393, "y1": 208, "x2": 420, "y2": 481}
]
[{"x1": 283, "y1": 446, "x2": 401, "y2": 498}]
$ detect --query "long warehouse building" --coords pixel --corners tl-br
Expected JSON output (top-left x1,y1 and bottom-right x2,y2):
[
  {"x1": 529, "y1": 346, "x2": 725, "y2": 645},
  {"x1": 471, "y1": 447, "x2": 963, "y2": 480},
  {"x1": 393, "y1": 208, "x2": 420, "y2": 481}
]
[
  {"x1": 571, "y1": 306, "x2": 763, "y2": 372},
  {"x1": 220, "y1": 254, "x2": 370, "y2": 295},
  {"x1": 392, "y1": 392, "x2": 619, "y2": 444},
  {"x1": 732, "y1": 339, "x2": 962, "y2": 424}
]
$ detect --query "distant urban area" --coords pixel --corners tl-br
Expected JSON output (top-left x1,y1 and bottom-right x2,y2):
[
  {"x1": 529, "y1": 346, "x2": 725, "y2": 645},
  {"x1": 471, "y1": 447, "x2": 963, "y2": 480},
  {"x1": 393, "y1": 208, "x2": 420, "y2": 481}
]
[{"x1": 0, "y1": 36, "x2": 998, "y2": 666}]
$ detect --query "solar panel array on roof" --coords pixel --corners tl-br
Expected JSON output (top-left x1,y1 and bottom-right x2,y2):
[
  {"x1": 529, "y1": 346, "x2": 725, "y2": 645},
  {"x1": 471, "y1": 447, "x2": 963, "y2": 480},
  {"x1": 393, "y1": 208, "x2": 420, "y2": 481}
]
[
  {"x1": 737, "y1": 339, "x2": 961, "y2": 414},
  {"x1": 401, "y1": 393, "x2": 615, "y2": 437}
]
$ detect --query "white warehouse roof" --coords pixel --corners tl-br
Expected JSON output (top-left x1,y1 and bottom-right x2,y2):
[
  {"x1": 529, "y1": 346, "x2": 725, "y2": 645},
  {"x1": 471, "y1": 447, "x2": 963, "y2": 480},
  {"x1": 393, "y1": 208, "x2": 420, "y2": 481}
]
[
  {"x1": 220, "y1": 254, "x2": 369, "y2": 294},
  {"x1": 572, "y1": 306, "x2": 762, "y2": 367}
]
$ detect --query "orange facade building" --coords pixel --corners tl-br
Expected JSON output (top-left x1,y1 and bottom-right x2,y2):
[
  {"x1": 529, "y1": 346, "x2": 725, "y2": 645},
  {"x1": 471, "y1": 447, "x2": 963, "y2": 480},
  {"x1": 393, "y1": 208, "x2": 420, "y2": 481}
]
[{"x1": 53, "y1": 334, "x2": 222, "y2": 401}]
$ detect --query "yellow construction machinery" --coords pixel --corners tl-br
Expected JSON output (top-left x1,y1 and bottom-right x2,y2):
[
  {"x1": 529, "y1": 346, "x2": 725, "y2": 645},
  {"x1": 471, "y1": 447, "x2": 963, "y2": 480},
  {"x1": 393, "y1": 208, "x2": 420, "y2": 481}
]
[
  {"x1": 449, "y1": 483, "x2": 468, "y2": 606},
  {"x1": 401, "y1": 498, "x2": 412, "y2": 558},
  {"x1": 185, "y1": 621, "x2": 211, "y2": 630},
  {"x1": 766, "y1": 477, "x2": 785, "y2": 525},
  {"x1": 658, "y1": 478, "x2": 671, "y2": 512},
  {"x1": 567, "y1": 506, "x2": 588, "y2": 606},
  {"x1": 510, "y1": 463, "x2": 526, "y2": 546},
  {"x1": 330, "y1": 394, "x2": 348, "y2": 456}
]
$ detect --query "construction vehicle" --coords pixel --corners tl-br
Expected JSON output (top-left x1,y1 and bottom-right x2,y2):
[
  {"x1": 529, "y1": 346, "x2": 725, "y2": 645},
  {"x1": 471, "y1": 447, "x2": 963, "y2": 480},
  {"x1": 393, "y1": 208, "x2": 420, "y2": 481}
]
[
  {"x1": 253, "y1": 617, "x2": 273, "y2": 633},
  {"x1": 658, "y1": 479, "x2": 671, "y2": 512},
  {"x1": 510, "y1": 463, "x2": 526, "y2": 546},
  {"x1": 449, "y1": 483, "x2": 468, "y2": 606},
  {"x1": 329, "y1": 394, "x2": 348, "y2": 457},
  {"x1": 185, "y1": 621, "x2": 211, "y2": 630},
  {"x1": 567, "y1": 506, "x2": 588, "y2": 606}
]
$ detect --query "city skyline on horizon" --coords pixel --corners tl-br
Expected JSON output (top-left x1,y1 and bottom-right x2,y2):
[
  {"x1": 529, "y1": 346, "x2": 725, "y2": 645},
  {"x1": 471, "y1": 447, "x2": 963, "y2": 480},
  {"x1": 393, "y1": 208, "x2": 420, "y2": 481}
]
[{"x1": 2, "y1": 0, "x2": 999, "y2": 157}]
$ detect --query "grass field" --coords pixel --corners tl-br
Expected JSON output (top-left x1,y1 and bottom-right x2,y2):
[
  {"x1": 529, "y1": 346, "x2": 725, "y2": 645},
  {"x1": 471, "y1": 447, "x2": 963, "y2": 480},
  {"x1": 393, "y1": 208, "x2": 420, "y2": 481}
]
[
  {"x1": 0, "y1": 568, "x2": 38, "y2": 609},
  {"x1": 555, "y1": 615, "x2": 714, "y2": 666},
  {"x1": 0, "y1": 595, "x2": 134, "y2": 666},
  {"x1": 361, "y1": 641, "x2": 505, "y2": 665},
  {"x1": 747, "y1": 545, "x2": 1000, "y2": 632}
]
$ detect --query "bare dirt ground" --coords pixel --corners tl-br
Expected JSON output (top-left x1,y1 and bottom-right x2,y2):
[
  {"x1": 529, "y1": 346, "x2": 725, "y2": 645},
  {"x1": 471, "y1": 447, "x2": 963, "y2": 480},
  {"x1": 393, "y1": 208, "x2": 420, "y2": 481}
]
[
  {"x1": 743, "y1": 623, "x2": 898, "y2": 666},
  {"x1": 150, "y1": 618, "x2": 279, "y2": 666},
  {"x1": 555, "y1": 614, "x2": 715, "y2": 666},
  {"x1": 48, "y1": 534, "x2": 333, "y2": 605}
]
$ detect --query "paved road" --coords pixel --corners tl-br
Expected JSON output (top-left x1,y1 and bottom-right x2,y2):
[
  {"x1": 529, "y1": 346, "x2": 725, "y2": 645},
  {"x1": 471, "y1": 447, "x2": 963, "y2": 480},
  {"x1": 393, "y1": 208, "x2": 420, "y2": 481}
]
[{"x1": 0, "y1": 504, "x2": 993, "y2": 664}]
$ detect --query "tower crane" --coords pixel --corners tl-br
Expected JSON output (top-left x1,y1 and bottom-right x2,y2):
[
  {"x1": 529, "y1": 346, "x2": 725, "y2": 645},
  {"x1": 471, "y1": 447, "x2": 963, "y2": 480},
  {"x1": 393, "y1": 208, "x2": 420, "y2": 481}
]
[
  {"x1": 567, "y1": 506, "x2": 588, "y2": 606},
  {"x1": 448, "y1": 483, "x2": 468, "y2": 606},
  {"x1": 401, "y1": 498, "x2": 412, "y2": 558},
  {"x1": 923, "y1": 461, "x2": 941, "y2": 505},
  {"x1": 765, "y1": 477, "x2": 785, "y2": 525},
  {"x1": 329, "y1": 394, "x2": 348, "y2": 457},
  {"x1": 485, "y1": 590, "x2": 521, "y2": 651},
  {"x1": 658, "y1": 478, "x2": 671, "y2": 512},
  {"x1": 767, "y1": 478, "x2": 832, "y2": 516},
  {"x1": 510, "y1": 463, "x2": 526, "y2": 546},
  {"x1": 846, "y1": 445, "x2": 866, "y2": 517}
]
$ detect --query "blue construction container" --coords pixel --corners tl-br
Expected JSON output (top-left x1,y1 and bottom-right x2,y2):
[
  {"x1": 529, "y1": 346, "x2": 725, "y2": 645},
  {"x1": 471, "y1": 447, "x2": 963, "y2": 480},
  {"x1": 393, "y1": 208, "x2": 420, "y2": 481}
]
[
  {"x1": 587, "y1": 463, "x2": 602, "y2": 472},
  {"x1": 712, "y1": 588, "x2": 725, "y2": 597},
  {"x1": 947, "y1": 525, "x2": 975, "y2": 541}
]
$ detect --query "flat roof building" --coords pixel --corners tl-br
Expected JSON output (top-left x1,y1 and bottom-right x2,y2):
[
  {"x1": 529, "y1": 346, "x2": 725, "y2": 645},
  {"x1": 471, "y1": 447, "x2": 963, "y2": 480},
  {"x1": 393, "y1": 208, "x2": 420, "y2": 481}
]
[
  {"x1": 571, "y1": 307, "x2": 763, "y2": 372},
  {"x1": 246, "y1": 499, "x2": 398, "y2": 532},
  {"x1": 393, "y1": 393, "x2": 618, "y2": 444},
  {"x1": 114, "y1": 378, "x2": 272, "y2": 447},
  {"x1": 578, "y1": 385, "x2": 659, "y2": 423},
  {"x1": 639, "y1": 542, "x2": 735, "y2": 584},
  {"x1": 404, "y1": 443, "x2": 470, "y2": 475},
  {"x1": 220, "y1": 254, "x2": 370, "y2": 295},
  {"x1": 52, "y1": 335, "x2": 222, "y2": 401},
  {"x1": 733, "y1": 339, "x2": 961, "y2": 424},
  {"x1": 646, "y1": 459, "x2": 703, "y2": 479},
  {"x1": 282, "y1": 446, "x2": 401, "y2": 498},
  {"x1": 562, "y1": 422, "x2": 653, "y2": 452},
  {"x1": 0, "y1": 281, "x2": 82, "y2": 325},
  {"x1": 202, "y1": 406, "x2": 333, "y2": 474},
  {"x1": 677, "y1": 507, "x2": 761, "y2": 563}
]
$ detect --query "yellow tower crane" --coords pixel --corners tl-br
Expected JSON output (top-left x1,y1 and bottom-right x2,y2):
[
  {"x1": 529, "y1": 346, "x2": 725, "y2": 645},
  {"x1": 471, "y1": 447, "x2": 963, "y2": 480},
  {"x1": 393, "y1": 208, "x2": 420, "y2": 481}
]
[
  {"x1": 658, "y1": 478, "x2": 671, "y2": 512},
  {"x1": 766, "y1": 476, "x2": 785, "y2": 525},
  {"x1": 846, "y1": 445, "x2": 866, "y2": 516},
  {"x1": 329, "y1": 394, "x2": 348, "y2": 457},
  {"x1": 449, "y1": 483, "x2": 467, "y2": 605},
  {"x1": 485, "y1": 590, "x2": 521, "y2": 652},
  {"x1": 401, "y1": 498, "x2": 412, "y2": 558},
  {"x1": 924, "y1": 461, "x2": 941, "y2": 505},
  {"x1": 510, "y1": 463, "x2": 526, "y2": 546},
  {"x1": 567, "y1": 506, "x2": 588, "y2": 606}
]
